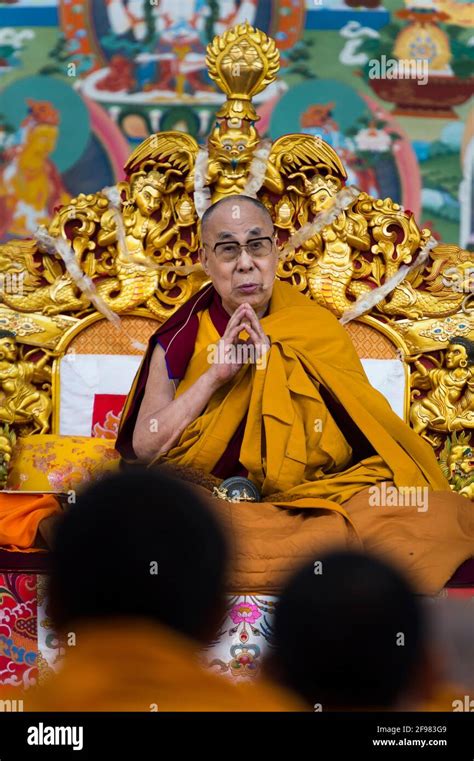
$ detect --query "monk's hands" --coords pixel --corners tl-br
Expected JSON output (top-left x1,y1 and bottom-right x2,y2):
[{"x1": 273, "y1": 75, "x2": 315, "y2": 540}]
[
  {"x1": 240, "y1": 303, "x2": 271, "y2": 365},
  {"x1": 207, "y1": 303, "x2": 270, "y2": 387}
]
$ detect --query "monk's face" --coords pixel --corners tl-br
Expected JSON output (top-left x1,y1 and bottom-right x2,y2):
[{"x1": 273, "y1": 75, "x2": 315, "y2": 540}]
[{"x1": 199, "y1": 201, "x2": 278, "y2": 316}]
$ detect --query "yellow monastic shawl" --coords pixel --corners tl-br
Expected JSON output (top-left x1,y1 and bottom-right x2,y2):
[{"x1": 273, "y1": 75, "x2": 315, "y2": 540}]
[
  {"x1": 123, "y1": 281, "x2": 473, "y2": 595},
  {"x1": 156, "y1": 280, "x2": 448, "y2": 509}
]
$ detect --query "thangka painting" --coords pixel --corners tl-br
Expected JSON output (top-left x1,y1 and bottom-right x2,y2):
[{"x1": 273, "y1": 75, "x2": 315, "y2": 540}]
[{"x1": 0, "y1": 0, "x2": 472, "y2": 248}]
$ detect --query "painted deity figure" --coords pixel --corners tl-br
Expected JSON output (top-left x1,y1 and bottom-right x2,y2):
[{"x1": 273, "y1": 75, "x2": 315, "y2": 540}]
[
  {"x1": 105, "y1": 0, "x2": 257, "y2": 93},
  {"x1": 0, "y1": 100, "x2": 70, "y2": 239}
]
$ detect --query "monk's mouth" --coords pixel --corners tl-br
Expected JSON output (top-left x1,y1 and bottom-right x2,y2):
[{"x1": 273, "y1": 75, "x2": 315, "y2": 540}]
[{"x1": 236, "y1": 284, "x2": 260, "y2": 293}]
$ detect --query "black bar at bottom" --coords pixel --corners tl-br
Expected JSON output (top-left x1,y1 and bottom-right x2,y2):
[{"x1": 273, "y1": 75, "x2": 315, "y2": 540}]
[{"x1": 0, "y1": 711, "x2": 472, "y2": 759}]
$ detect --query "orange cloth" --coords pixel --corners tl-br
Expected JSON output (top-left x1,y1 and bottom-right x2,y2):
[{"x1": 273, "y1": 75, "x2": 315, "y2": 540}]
[
  {"x1": 140, "y1": 281, "x2": 474, "y2": 595},
  {"x1": 0, "y1": 435, "x2": 119, "y2": 551},
  {"x1": 22, "y1": 618, "x2": 305, "y2": 712},
  {"x1": 191, "y1": 481, "x2": 474, "y2": 596},
  {"x1": 0, "y1": 492, "x2": 61, "y2": 551},
  {"x1": 157, "y1": 282, "x2": 449, "y2": 496}
]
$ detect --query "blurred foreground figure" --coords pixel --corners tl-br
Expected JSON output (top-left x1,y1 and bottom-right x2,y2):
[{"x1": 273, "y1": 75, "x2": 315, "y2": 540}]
[
  {"x1": 267, "y1": 550, "x2": 437, "y2": 711},
  {"x1": 424, "y1": 597, "x2": 474, "y2": 709},
  {"x1": 25, "y1": 469, "x2": 303, "y2": 712}
]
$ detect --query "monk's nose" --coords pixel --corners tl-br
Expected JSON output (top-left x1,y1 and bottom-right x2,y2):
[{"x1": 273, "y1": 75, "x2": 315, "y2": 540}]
[{"x1": 236, "y1": 250, "x2": 254, "y2": 270}]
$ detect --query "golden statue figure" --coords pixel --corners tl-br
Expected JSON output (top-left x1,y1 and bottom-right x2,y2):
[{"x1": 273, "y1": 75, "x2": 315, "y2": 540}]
[
  {"x1": 98, "y1": 169, "x2": 182, "y2": 260},
  {"x1": 0, "y1": 330, "x2": 52, "y2": 434},
  {"x1": 409, "y1": 337, "x2": 474, "y2": 441},
  {"x1": 0, "y1": 424, "x2": 16, "y2": 488}
]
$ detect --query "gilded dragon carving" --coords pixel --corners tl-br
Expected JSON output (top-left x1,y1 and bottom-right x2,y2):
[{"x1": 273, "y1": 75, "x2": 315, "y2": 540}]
[{"x1": 0, "y1": 21, "x2": 471, "y2": 492}]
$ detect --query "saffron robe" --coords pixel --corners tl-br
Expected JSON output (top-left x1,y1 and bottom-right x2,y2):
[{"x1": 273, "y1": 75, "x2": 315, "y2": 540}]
[
  {"x1": 20, "y1": 618, "x2": 305, "y2": 712},
  {"x1": 116, "y1": 281, "x2": 474, "y2": 595},
  {"x1": 0, "y1": 492, "x2": 61, "y2": 551}
]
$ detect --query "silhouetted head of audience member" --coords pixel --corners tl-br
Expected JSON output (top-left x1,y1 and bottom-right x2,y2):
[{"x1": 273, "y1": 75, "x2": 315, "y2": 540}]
[
  {"x1": 49, "y1": 468, "x2": 229, "y2": 645},
  {"x1": 268, "y1": 550, "x2": 432, "y2": 710}
]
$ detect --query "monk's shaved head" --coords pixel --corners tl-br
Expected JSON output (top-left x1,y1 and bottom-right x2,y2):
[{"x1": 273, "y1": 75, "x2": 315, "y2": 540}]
[
  {"x1": 200, "y1": 195, "x2": 274, "y2": 241},
  {"x1": 198, "y1": 193, "x2": 278, "y2": 316}
]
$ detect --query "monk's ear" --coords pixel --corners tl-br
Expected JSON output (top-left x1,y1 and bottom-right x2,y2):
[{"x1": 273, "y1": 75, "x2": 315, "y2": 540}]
[{"x1": 199, "y1": 246, "x2": 209, "y2": 275}]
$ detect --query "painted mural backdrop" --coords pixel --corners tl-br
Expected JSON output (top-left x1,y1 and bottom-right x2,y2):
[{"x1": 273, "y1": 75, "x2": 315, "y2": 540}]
[{"x1": 0, "y1": 0, "x2": 472, "y2": 246}]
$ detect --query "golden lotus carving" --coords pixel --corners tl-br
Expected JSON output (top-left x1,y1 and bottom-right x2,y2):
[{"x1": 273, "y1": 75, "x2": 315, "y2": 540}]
[{"x1": 0, "y1": 21, "x2": 471, "y2": 494}]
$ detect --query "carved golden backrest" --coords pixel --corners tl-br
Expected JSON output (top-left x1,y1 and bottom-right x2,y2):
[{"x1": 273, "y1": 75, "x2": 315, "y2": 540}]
[
  {"x1": 51, "y1": 313, "x2": 160, "y2": 436},
  {"x1": 48, "y1": 314, "x2": 410, "y2": 438},
  {"x1": 0, "y1": 21, "x2": 471, "y2": 497},
  {"x1": 58, "y1": 313, "x2": 157, "y2": 357},
  {"x1": 346, "y1": 319, "x2": 401, "y2": 360}
]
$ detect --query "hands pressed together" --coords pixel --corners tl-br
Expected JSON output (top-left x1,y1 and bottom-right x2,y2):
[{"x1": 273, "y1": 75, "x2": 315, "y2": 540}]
[{"x1": 208, "y1": 303, "x2": 271, "y2": 386}]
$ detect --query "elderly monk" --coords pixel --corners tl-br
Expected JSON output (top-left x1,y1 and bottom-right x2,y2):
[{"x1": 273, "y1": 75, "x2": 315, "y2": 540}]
[{"x1": 116, "y1": 195, "x2": 474, "y2": 596}]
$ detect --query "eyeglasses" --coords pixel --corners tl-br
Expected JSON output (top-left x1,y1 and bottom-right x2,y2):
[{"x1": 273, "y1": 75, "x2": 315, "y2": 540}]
[{"x1": 211, "y1": 236, "x2": 274, "y2": 263}]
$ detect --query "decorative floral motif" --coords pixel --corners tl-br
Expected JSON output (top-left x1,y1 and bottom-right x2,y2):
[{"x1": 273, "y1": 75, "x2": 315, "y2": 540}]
[
  {"x1": 200, "y1": 595, "x2": 277, "y2": 680},
  {"x1": 229, "y1": 601, "x2": 261, "y2": 625},
  {"x1": 0, "y1": 315, "x2": 41, "y2": 338},
  {"x1": 6, "y1": 434, "x2": 120, "y2": 491},
  {"x1": 37, "y1": 575, "x2": 64, "y2": 680},
  {"x1": 0, "y1": 573, "x2": 38, "y2": 689},
  {"x1": 201, "y1": 642, "x2": 262, "y2": 677},
  {"x1": 419, "y1": 316, "x2": 472, "y2": 343},
  {"x1": 92, "y1": 410, "x2": 122, "y2": 439}
]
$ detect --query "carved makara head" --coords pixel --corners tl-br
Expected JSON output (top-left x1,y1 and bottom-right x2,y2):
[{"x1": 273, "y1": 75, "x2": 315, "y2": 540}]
[
  {"x1": 449, "y1": 445, "x2": 474, "y2": 477},
  {"x1": 208, "y1": 120, "x2": 259, "y2": 170},
  {"x1": 440, "y1": 431, "x2": 474, "y2": 482}
]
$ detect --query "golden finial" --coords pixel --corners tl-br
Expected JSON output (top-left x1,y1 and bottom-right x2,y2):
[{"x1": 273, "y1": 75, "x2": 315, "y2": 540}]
[{"x1": 206, "y1": 21, "x2": 280, "y2": 122}]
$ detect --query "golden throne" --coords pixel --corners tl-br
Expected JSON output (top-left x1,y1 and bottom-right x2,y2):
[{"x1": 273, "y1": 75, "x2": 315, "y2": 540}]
[
  {"x1": 0, "y1": 21, "x2": 472, "y2": 679},
  {"x1": 0, "y1": 21, "x2": 471, "y2": 498}
]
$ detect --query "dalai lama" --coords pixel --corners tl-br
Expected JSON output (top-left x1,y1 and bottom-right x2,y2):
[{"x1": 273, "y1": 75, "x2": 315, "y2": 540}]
[{"x1": 115, "y1": 195, "x2": 474, "y2": 596}]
